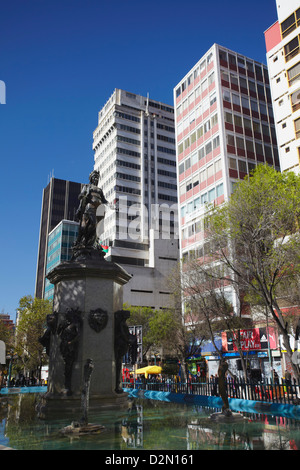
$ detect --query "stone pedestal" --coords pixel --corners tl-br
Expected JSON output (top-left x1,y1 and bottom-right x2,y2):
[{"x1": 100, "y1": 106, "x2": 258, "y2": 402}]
[{"x1": 41, "y1": 252, "x2": 131, "y2": 416}]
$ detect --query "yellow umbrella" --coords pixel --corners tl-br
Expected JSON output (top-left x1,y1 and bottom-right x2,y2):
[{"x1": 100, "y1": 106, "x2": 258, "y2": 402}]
[{"x1": 135, "y1": 365, "x2": 162, "y2": 378}]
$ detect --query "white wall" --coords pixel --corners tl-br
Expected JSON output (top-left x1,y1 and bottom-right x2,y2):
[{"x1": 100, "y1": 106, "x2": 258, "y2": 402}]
[{"x1": 276, "y1": 0, "x2": 299, "y2": 23}]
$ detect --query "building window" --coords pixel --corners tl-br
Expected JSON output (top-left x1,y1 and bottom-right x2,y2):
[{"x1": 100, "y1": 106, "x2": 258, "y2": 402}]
[
  {"x1": 216, "y1": 183, "x2": 224, "y2": 197},
  {"x1": 295, "y1": 117, "x2": 300, "y2": 139},
  {"x1": 281, "y1": 9, "x2": 300, "y2": 39},
  {"x1": 225, "y1": 111, "x2": 233, "y2": 124},
  {"x1": 208, "y1": 72, "x2": 215, "y2": 86},
  {"x1": 200, "y1": 169, "x2": 206, "y2": 183},
  {"x1": 207, "y1": 164, "x2": 214, "y2": 178},
  {"x1": 208, "y1": 188, "x2": 216, "y2": 202},
  {"x1": 238, "y1": 159, "x2": 247, "y2": 173},
  {"x1": 215, "y1": 158, "x2": 222, "y2": 172},
  {"x1": 223, "y1": 90, "x2": 231, "y2": 102},
  {"x1": 232, "y1": 94, "x2": 240, "y2": 106},
  {"x1": 284, "y1": 36, "x2": 300, "y2": 62},
  {"x1": 287, "y1": 62, "x2": 300, "y2": 87},
  {"x1": 291, "y1": 88, "x2": 300, "y2": 112},
  {"x1": 227, "y1": 134, "x2": 235, "y2": 147},
  {"x1": 236, "y1": 137, "x2": 245, "y2": 151},
  {"x1": 207, "y1": 52, "x2": 213, "y2": 65},
  {"x1": 229, "y1": 157, "x2": 237, "y2": 170},
  {"x1": 228, "y1": 54, "x2": 237, "y2": 67},
  {"x1": 213, "y1": 135, "x2": 220, "y2": 149},
  {"x1": 185, "y1": 157, "x2": 191, "y2": 170},
  {"x1": 186, "y1": 179, "x2": 193, "y2": 192},
  {"x1": 219, "y1": 49, "x2": 227, "y2": 62}
]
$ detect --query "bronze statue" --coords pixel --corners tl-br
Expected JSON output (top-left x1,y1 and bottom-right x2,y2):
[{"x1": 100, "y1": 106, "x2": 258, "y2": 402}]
[
  {"x1": 39, "y1": 311, "x2": 58, "y2": 356},
  {"x1": 88, "y1": 308, "x2": 108, "y2": 333},
  {"x1": 57, "y1": 308, "x2": 82, "y2": 396},
  {"x1": 73, "y1": 170, "x2": 108, "y2": 256}
]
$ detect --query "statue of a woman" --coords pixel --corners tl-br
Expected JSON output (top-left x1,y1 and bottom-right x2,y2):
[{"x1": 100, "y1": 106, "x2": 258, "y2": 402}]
[{"x1": 74, "y1": 170, "x2": 108, "y2": 251}]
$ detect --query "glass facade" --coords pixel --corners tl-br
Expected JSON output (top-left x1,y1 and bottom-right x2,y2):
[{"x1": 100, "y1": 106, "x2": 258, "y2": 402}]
[
  {"x1": 44, "y1": 220, "x2": 79, "y2": 300},
  {"x1": 35, "y1": 178, "x2": 83, "y2": 299}
]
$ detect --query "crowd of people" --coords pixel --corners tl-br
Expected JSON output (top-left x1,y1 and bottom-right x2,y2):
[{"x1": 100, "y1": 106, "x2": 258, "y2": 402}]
[{"x1": 1, "y1": 375, "x2": 47, "y2": 388}]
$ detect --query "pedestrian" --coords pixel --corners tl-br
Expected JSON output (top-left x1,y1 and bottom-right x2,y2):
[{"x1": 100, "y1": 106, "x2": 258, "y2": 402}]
[
  {"x1": 211, "y1": 374, "x2": 218, "y2": 396},
  {"x1": 284, "y1": 369, "x2": 292, "y2": 396},
  {"x1": 273, "y1": 369, "x2": 279, "y2": 384}
]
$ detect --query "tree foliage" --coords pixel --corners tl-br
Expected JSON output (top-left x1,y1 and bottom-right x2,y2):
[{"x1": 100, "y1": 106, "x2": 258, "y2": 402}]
[
  {"x1": 14, "y1": 295, "x2": 52, "y2": 376},
  {"x1": 125, "y1": 299, "x2": 207, "y2": 380},
  {"x1": 206, "y1": 165, "x2": 300, "y2": 378}
]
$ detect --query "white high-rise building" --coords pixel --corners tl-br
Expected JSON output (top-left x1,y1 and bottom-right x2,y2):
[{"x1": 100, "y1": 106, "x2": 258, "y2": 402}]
[
  {"x1": 92, "y1": 89, "x2": 179, "y2": 309},
  {"x1": 265, "y1": 0, "x2": 300, "y2": 173}
]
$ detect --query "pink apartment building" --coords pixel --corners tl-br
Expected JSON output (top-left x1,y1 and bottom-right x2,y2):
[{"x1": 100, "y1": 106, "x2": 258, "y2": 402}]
[
  {"x1": 173, "y1": 44, "x2": 279, "y2": 263},
  {"x1": 265, "y1": 0, "x2": 300, "y2": 173}
]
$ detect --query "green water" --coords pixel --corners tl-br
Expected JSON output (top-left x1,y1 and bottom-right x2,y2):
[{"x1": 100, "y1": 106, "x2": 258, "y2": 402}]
[{"x1": 1, "y1": 394, "x2": 300, "y2": 450}]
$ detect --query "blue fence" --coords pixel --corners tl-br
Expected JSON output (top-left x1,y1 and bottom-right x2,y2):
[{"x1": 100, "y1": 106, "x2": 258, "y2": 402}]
[
  {"x1": 123, "y1": 376, "x2": 300, "y2": 406},
  {"x1": 0, "y1": 386, "x2": 47, "y2": 395}
]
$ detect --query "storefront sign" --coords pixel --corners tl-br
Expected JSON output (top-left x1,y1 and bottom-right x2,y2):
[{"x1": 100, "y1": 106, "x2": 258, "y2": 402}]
[{"x1": 222, "y1": 327, "x2": 277, "y2": 352}]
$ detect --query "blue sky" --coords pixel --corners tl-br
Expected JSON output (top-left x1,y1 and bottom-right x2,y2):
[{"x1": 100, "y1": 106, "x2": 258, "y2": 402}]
[{"x1": 0, "y1": 0, "x2": 277, "y2": 320}]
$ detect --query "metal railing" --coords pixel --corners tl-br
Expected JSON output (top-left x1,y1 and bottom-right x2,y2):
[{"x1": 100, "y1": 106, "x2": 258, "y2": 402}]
[{"x1": 123, "y1": 376, "x2": 300, "y2": 406}]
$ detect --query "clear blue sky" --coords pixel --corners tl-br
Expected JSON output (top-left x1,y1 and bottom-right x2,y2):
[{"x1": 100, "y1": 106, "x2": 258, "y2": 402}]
[{"x1": 0, "y1": 0, "x2": 277, "y2": 320}]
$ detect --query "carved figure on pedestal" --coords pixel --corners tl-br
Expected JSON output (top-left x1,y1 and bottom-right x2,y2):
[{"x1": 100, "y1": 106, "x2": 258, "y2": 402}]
[
  {"x1": 57, "y1": 308, "x2": 82, "y2": 396},
  {"x1": 39, "y1": 311, "x2": 58, "y2": 356},
  {"x1": 88, "y1": 308, "x2": 108, "y2": 333}
]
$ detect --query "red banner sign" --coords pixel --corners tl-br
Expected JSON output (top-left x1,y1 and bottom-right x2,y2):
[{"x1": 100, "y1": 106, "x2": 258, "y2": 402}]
[{"x1": 222, "y1": 327, "x2": 277, "y2": 352}]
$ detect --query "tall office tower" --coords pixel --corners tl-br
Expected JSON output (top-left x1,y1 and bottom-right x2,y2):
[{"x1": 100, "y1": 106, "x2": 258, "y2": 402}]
[
  {"x1": 174, "y1": 43, "x2": 279, "y2": 268},
  {"x1": 93, "y1": 89, "x2": 179, "y2": 309},
  {"x1": 265, "y1": 0, "x2": 300, "y2": 173},
  {"x1": 35, "y1": 177, "x2": 83, "y2": 299}
]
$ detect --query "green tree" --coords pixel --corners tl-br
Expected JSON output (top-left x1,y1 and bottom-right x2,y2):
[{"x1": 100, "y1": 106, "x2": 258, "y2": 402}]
[
  {"x1": 207, "y1": 165, "x2": 300, "y2": 379},
  {"x1": 125, "y1": 302, "x2": 205, "y2": 379},
  {"x1": 15, "y1": 295, "x2": 52, "y2": 380},
  {"x1": 125, "y1": 304, "x2": 156, "y2": 360},
  {"x1": 177, "y1": 257, "x2": 251, "y2": 382}
]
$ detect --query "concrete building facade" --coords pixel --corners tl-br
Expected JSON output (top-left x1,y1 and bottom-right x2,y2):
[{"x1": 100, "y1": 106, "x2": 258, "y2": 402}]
[
  {"x1": 92, "y1": 89, "x2": 179, "y2": 310},
  {"x1": 265, "y1": 0, "x2": 300, "y2": 173},
  {"x1": 174, "y1": 43, "x2": 279, "y2": 263}
]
